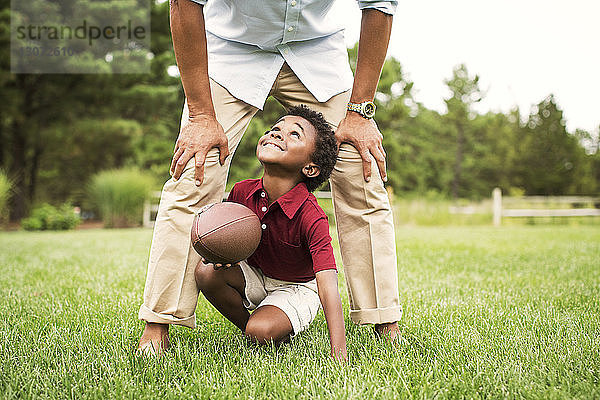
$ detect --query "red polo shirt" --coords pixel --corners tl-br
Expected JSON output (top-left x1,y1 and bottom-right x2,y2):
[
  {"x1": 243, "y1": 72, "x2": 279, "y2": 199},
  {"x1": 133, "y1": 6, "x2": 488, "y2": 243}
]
[{"x1": 227, "y1": 178, "x2": 337, "y2": 282}]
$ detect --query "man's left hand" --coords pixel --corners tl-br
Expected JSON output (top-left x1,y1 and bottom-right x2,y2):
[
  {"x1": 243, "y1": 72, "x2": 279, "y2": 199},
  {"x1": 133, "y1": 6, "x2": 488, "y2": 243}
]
[{"x1": 335, "y1": 112, "x2": 387, "y2": 183}]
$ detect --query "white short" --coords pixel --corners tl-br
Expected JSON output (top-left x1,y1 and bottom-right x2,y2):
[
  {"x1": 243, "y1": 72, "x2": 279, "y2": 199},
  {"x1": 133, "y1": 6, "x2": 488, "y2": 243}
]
[{"x1": 239, "y1": 261, "x2": 321, "y2": 337}]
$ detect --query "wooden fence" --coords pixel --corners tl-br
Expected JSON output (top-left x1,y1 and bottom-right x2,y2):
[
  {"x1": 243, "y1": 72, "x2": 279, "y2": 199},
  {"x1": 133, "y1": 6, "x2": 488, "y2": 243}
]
[
  {"x1": 144, "y1": 188, "x2": 600, "y2": 228},
  {"x1": 492, "y1": 188, "x2": 600, "y2": 226}
]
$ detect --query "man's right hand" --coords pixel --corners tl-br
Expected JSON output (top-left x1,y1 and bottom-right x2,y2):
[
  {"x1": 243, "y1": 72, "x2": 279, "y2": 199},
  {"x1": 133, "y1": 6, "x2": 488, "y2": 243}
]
[{"x1": 170, "y1": 114, "x2": 229, "y2": 186}]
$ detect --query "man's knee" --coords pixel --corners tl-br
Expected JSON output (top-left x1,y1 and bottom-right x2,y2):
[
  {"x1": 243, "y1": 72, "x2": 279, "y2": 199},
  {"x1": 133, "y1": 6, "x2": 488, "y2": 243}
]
[
  {"x1": 161, "y1": 155, "x2": 228, "y2": 207},
  {"x1": 330, "y1": 143, "x2": 380, "y2": 183}
]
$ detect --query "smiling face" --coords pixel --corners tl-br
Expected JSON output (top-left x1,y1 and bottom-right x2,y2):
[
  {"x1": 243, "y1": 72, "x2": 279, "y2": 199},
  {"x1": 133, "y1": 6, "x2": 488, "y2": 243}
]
[{"x1": 256, "y1": 115, "x2": 320, "y2": 180}]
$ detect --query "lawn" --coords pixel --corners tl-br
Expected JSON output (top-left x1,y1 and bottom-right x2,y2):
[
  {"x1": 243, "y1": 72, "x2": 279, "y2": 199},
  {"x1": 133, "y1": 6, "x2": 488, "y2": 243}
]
[{"x1": 0, "y1": 226, "x2": 599, "y2": 399}]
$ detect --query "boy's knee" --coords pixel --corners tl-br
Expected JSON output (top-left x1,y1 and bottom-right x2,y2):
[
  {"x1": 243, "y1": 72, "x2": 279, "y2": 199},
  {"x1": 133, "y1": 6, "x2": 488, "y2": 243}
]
[
  {"x1": 244, "y1": 319, "x2": 286, "y2": 345},
  {"x1": 194, "y1": 263, "x2": 218, "y2": 291}
]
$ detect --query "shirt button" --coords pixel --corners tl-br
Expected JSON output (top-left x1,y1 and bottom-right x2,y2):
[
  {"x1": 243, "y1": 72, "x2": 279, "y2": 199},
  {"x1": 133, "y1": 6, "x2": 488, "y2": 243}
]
[
  {"x1": 288, "y1": 26, "x2": 294, "y2": 32},
  {"x1": 261, "y1": 206, "x2": 267, "y2": 212},
  {"x1": 261, "y1": 224, "x2": 267, "y2": 230},
  {"x1": 260, "y1": 192, "x2": 266, "y2": 198},
  {"x1": 291, "y1": 0, "x2": 297, "y2": 6}
]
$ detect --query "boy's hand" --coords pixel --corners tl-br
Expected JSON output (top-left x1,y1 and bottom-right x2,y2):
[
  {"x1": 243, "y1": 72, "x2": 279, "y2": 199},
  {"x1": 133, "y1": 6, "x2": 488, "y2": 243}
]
[
  {"x1": 331, "y1": 345, "x2": 348, "y2": 363},
  {"x1": 201, "y1": 257, "x2": 239, "y2": 270},
  {"x1": 170, "y1": 114, "x2": 229, "y2": 186}
]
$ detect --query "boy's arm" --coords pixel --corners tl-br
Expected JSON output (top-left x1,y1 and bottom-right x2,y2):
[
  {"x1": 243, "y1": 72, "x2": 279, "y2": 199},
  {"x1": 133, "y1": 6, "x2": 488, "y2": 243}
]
[
  {"x1": 305, "y1": 215, "x2": 345, "y2": 360},
  {"x1": 315, "y1": 269, "x2": 347, "y2": 362}
]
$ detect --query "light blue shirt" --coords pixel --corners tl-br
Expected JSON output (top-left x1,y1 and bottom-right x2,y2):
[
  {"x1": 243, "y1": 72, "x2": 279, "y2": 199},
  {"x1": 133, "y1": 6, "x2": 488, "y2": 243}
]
[{"x1": 188, "y1": 0, "x2": 397, "y2": 109}]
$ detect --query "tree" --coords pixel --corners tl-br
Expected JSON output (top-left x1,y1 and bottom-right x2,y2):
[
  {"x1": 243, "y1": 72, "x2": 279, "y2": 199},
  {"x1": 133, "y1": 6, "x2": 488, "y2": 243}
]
[
  {"x1": 0, "y1": 0, "x2": 181, "y2": 219},
  {"x1": 443, "y1": 64, "x2": 483, "y2": 198},
  {"x1": 463, "y1": 110, "x2": 521, "y2": 197},
  {"x1": 515, "y1": 95, "x2": 588, "y2": 195}
]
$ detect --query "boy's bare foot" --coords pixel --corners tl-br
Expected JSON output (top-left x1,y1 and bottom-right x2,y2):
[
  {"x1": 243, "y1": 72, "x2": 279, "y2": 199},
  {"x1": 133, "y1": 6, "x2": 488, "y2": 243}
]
[
  {"x1": 137, "y1": 322, "x2": 170, "y2": 357},
  {"x1": 374, "y1": 321, "x2": 400, "y2": 342}
]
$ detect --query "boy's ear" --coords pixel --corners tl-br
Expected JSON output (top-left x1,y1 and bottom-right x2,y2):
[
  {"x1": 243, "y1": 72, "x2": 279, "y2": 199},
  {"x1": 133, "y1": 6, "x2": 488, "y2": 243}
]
[{"x1": 302, "y1": 163, "x2": 320, "y2": 179}]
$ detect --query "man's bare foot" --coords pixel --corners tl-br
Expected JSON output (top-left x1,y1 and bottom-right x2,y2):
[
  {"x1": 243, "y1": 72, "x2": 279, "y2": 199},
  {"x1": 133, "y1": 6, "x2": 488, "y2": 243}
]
[
  {"x1": 137, "y1": 322, "x2": 170, "y2": 357},
  {"x1": 374, "y1": 321, "x2": 401, "y2": 342}
]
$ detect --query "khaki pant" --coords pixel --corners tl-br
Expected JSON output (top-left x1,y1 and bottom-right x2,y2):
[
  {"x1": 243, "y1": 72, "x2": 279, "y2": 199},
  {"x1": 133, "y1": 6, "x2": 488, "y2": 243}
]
[{"x1": 139, "y1": 64, "x2": 401, "y2": 327}]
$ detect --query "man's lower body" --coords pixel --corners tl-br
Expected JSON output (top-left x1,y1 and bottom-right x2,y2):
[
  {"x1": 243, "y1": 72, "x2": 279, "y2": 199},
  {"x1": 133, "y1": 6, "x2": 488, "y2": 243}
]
[{"x1": 138, "y1": 64, "x2": 401, "y2": 354}]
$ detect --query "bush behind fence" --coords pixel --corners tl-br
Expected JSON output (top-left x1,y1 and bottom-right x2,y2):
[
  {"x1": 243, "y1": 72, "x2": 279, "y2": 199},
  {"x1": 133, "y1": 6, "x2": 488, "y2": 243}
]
[{"x1": 88, "y1": 168, "x2": 156, "y2": 228}]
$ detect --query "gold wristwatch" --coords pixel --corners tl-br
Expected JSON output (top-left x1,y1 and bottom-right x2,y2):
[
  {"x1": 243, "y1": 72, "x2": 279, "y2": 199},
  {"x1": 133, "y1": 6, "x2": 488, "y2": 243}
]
[{"x1": 347, "y1": 101, "x2": 376, "y2": 119}]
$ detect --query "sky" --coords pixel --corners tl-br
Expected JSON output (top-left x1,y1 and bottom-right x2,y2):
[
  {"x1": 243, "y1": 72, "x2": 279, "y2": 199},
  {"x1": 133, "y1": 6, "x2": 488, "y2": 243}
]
[{"x1": 333, "y1": 0, "x2": 600, "y2": 133}]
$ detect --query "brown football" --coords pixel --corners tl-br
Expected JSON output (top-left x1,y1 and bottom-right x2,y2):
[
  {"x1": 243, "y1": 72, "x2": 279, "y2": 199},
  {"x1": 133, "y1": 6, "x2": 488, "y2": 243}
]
[{"x1": 191, "y1": 202, "x2": 262, "y2": 264}]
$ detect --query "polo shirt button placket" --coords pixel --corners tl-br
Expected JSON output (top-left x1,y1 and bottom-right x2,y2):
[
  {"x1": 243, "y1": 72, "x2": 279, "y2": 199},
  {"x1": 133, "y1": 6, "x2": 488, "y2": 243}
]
[
  {"x1": 259, "y1": 191, "x2": 268, "y2": 217},
  {"x1": 261, "y1": 223, "x2": 267, "y2": 230}
]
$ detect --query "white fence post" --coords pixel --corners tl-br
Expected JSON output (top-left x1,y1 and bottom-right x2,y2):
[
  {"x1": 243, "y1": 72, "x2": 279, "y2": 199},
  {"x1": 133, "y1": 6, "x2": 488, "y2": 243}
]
[
  {"x1": 448, "y1": 190, "x2": 599, "y2": 223},
  {"x1": 143, "y1": 191, "x2": 162, "y2": 228},
  {"x1": 493, "y1": 187, "x2": 502, "y2": 227}
]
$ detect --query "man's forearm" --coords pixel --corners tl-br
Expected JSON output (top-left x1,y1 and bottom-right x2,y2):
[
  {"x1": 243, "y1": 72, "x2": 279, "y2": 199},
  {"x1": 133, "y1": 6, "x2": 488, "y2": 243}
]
[
  {"x1": 170, "y1": 0, "x2": 215, "y2": 117},
  {"x1": 350, "y1": 9, "x2": 393, "y2": 103}
]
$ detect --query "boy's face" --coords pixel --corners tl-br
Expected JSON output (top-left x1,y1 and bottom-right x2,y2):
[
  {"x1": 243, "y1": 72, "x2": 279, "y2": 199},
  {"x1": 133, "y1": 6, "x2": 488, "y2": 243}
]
[{"x1": 256, "y1": 115, "x2": 319, "y2": 178}]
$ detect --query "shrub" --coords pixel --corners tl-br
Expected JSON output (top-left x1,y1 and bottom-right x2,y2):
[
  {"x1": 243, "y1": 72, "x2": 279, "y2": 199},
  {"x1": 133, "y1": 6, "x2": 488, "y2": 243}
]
[
  {"x1": 21, "y1": 203, "x2": 81, "y2": 231},
  {"x1": 0, "y1": 171, "x2": 11, "y2": 223},
  {"x1": 88, "y1": 168, "x2": 156, "y2": 228}
]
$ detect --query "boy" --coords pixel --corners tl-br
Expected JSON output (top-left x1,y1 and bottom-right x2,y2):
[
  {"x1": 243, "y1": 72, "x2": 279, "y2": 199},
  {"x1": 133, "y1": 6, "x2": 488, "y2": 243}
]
[{"x1": 194, "y1": 105, "x2": 347, "y2": 360}]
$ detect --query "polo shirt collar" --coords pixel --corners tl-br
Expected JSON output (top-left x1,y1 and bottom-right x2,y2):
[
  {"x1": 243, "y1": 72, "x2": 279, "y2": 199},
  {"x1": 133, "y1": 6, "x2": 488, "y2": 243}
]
[
  {"x1": 247, "y1": 178, "x2": 309, "y2": 219},
  {"x1": 277, "y1": 182, "x2": 310, "y2": 219},
  {"x1": 244, "y1": 179, "x2": 264, "y2": 200}
]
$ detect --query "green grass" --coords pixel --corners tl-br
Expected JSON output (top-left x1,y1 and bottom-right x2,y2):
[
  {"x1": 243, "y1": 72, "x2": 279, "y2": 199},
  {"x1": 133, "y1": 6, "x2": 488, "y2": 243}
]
[{"x1": 0, "y1": 226, "x2": 599, "y2": 399}]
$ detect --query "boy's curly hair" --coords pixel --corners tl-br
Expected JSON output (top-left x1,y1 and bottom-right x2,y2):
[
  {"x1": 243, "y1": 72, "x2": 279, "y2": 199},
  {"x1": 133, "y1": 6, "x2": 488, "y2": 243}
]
[{"x1": 286, "y1": 105, "x2": 338, "y2": 192}]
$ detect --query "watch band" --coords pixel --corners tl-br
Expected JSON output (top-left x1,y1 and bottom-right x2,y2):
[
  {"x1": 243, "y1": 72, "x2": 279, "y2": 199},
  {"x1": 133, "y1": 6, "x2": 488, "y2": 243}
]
[
  {"x1": 347, "y1": 102, "x2": 363, "y2": 114},
  {"x1": 347, "y1": 101, "x2": 376, "y2": 119}
]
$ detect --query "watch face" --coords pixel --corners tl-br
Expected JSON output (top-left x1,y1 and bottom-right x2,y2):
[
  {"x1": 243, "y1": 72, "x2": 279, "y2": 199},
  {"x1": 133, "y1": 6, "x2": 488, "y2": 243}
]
[{"x1": 363, "y1": 102, "x2": 376, "y2": 118}]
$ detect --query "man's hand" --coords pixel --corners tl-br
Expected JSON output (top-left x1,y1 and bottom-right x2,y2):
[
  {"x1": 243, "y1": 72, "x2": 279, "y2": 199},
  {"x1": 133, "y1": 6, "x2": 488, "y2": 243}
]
[
  {"x1": 335, "y1": 111, "x2": 387, "y2": 183},
  {"x1": 170, "y1": 114, "x2": 229, "y2": 186}
]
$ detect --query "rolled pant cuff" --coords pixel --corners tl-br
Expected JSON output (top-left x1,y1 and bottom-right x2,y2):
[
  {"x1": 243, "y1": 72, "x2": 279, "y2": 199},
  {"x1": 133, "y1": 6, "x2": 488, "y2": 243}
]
[
  {"x1": 138, "y1": 304, "x2": 196, "y2": 329},
  {"x1": 350, "y1": 306, "x2": 402, "y2": 325}
]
